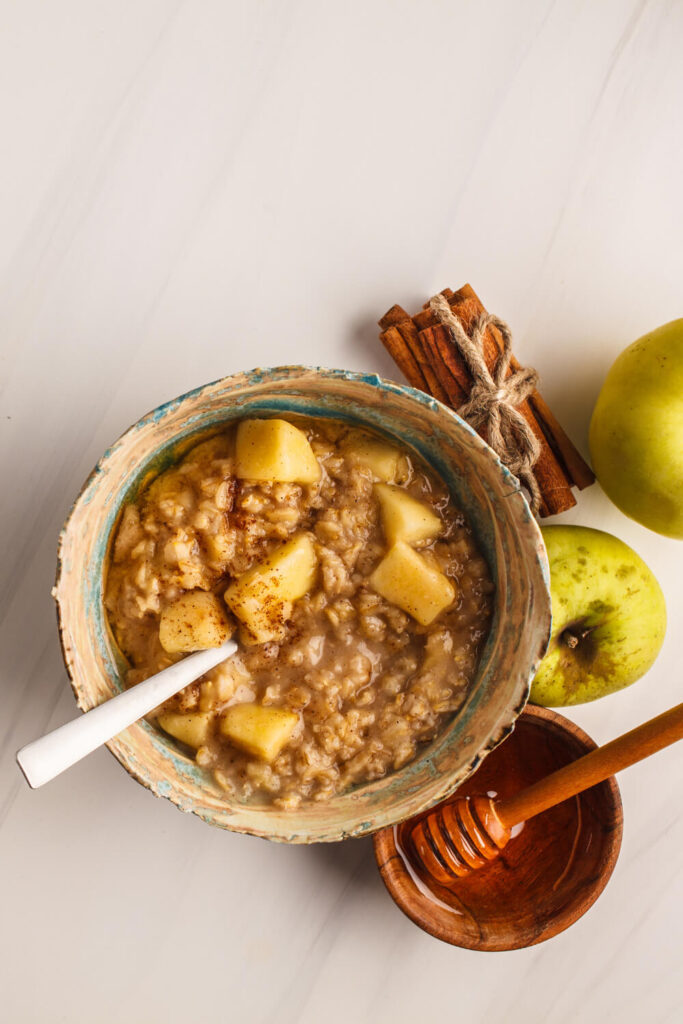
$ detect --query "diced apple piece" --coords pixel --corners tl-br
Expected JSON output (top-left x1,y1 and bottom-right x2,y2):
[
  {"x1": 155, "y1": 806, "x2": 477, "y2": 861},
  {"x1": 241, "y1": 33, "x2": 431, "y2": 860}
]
[
  {"x1": 220, "y1": 703, "x2": 299, "y2": 762},
  {"x1": 235, "y1": 419, "x2": 321, "y2": 483},
  {"x1": 224, "y1": 534, "x2": 317, "y2": 644},
  {"x1": 159, "y1": 591, "x2": 232, "y2": 653},
  {"x1": 343, "y1": 430, "x2": 406, "y2": 482},
  {"x1": 370, "y1": 541, "x2": 456, "y2": 626},
  {"x1": 158, "y1": 711, "x2": 212, "y2": 750},
  {"x1": 374, "y1": 483, "x2": 442, "y2": 547}
]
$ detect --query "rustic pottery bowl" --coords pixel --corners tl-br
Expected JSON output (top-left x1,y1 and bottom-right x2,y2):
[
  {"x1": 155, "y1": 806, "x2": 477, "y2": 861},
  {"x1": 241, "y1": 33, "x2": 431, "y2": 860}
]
[{"x1": 55, "y1": 366, "x2": 551, "y2": 843}]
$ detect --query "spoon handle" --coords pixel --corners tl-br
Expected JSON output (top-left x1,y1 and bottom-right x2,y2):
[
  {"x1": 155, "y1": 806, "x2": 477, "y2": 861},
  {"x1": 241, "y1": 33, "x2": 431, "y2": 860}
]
[
  {"x1": 16, "y1": 639, "x2": 238, "y2": 789},
  {"x1": 497, "y1": 701, "x2": 683, "y2": 828}
]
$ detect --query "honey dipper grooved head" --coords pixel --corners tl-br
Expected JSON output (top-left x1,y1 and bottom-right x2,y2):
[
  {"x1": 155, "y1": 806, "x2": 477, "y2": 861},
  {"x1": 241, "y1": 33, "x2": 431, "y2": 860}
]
[{"x1": 408, "y1": 795, "x2": 511, "y2": 885}]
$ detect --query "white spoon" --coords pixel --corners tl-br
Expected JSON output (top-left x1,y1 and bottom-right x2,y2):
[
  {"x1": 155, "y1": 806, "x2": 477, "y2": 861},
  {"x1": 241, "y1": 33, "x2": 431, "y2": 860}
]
[{"x1": 16, "y1": 639, "x2": 238, "y2": 789}]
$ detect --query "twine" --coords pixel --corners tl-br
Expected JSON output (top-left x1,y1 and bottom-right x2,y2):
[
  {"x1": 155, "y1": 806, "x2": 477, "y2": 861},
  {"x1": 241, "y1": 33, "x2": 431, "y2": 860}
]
[{"x1": 429, "y1": 294, "x2": 542, "y2": 514}]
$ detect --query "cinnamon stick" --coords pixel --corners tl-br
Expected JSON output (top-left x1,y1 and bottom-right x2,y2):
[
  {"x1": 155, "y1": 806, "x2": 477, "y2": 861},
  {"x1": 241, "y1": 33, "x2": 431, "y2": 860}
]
[
  {"x1": 379, "y1": 306, "x2": 450, "y2": 404},
  {"x1": 449, "y1": 286, "x2": 595, "y2": 492},
  {"x1": 441, "y1": 288, "x2": 574, "y2": 516},
  {"x1": 418, "y1": 325, "x2": 469, "y2": 407},
  {"x1": 378, "y1": 284, "x2": 594, "y2": 517},
  {"x1": 526, "y1": 393, "x2": 596, "y2": 491},
  {"x1": 380, "y1": 324, "x2": 429, "y2": 393}
]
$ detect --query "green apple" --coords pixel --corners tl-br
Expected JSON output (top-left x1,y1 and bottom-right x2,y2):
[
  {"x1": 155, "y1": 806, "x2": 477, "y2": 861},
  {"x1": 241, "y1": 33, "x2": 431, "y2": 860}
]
[
  {"x1": 589, "y1": 319, "x2": 683, "y2": 539},
  {"x1": 530, "y1": 525, "x2": 666, "y2": 707}
]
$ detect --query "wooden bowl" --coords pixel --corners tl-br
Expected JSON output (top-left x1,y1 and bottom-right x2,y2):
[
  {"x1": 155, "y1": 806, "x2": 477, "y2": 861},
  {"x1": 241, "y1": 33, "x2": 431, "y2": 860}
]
[
  {"x1": 374, "y1": 705, "x2": 623, "y2": 949},
  {"x1": 54, "y1": 366, "x2": 551, "y2": 843}
]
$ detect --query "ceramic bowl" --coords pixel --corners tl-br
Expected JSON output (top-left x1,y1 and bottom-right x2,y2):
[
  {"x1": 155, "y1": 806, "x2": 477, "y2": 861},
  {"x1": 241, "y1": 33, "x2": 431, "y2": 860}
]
[{"x1": 55, "y1": 366, "x2": 551, "y2": 843}]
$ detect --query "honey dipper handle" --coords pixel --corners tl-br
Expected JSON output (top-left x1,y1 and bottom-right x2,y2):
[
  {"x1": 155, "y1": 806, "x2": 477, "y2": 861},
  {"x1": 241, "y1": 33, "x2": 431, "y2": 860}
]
[{"x1": 497, "y1": 702, "x2": 683, "y2": 829}]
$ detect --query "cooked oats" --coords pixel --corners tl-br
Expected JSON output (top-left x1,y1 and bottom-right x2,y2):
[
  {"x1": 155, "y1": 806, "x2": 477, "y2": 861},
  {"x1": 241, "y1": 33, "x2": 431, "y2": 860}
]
[{"x1": 105, "y1": 416, "x2": 493, "y2": 807}]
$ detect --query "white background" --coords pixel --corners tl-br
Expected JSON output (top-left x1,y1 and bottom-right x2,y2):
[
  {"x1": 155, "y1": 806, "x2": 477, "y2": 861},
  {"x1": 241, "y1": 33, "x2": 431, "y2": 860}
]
[{"x1": 1, "y1": 2, "x2": 682, "y2": 1022}]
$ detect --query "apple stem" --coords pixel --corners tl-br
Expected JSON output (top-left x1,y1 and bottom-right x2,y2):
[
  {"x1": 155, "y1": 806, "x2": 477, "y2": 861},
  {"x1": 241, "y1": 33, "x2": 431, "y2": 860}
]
[{"x1": 562, "y1": 631, "x2": 580, "y2": 649}]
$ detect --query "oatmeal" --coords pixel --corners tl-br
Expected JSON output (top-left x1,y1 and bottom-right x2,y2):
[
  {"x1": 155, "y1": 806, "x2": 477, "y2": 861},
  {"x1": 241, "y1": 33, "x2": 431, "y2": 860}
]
[{"x1": 105, "y1": 416, "x2": 493, "y2": 808}]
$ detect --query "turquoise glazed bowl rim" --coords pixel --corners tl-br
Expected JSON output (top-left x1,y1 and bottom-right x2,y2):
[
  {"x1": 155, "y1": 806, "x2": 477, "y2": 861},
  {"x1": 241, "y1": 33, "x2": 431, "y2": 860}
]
[{"x1": 55, "y1": 365, "x2": 551, "y2": 843}]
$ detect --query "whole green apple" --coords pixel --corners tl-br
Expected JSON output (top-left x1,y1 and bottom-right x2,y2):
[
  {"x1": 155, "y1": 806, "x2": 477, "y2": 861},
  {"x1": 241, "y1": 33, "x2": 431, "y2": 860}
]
[
  {"x1": 589, "y1": 319, "x2": 683, "y2": 538},
  {"x1": 530, "y1": 525, "x2": 666, "y2": 707}
]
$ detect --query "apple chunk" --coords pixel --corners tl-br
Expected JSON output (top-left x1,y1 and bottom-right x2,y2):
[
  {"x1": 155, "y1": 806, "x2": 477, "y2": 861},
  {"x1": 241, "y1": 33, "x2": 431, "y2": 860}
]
[
  {"x1": 370, "y1": 541, "x2": 455, "y2": 626},
  {"x1": 235, "y1": 419, "x2": 321, "y2": 483},
  {"x1": 157, "y1": 711, "x2": 212, "y2": 750},
  {"x1": 224, "y1": 534, "x2": 317, "y2": 643},
  {"x1": 159, "y1": 591, "x2": 232, "y2": 653},
  {"x1": 374, "y1": 483, "x2": 442, "y2": 547},
  {"x1": 343, "y1": 430, "x2": 406, "y2": 482},
  {"x1": 220, "y1": 703, "x2": 299, "y2": 762}
]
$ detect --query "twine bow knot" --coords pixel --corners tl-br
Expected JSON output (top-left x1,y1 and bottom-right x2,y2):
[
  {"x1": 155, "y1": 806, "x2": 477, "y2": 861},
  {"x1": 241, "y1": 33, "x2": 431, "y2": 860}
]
[{"x1": 429, "y1": 294, "x2": 542, "y2": 514}]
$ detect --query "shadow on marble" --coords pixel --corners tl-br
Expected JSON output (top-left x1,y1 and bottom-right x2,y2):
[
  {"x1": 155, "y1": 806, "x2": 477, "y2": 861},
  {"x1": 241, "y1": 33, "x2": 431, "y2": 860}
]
[{"x1": 298, "y1": 834, "x2": 384, "y2": 891}]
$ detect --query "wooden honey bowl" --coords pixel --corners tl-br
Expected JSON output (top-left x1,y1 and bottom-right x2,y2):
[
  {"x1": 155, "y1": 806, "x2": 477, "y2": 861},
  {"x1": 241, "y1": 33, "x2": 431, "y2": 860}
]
[{"x1": 374, "y1": 705, "x2": 623, "y2": 951}]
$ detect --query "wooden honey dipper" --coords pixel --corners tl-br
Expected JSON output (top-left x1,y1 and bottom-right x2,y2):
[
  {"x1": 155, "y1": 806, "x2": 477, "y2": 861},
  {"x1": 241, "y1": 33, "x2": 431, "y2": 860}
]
[{"x1": 409, "y1": 701, "x2": 683, "y2": 885}]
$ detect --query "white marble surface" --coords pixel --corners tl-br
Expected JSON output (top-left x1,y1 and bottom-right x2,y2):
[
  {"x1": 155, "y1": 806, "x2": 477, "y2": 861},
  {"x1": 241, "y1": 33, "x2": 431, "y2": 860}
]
[{"x1": 1, "y1": 2, "x2": 682, "y2": 1021}]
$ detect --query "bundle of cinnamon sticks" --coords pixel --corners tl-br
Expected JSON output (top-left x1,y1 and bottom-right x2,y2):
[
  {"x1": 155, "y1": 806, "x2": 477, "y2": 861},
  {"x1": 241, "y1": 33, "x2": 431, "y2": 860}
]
[{"x1": 378, "y1": 284, "x2": 594, "y2": 517}]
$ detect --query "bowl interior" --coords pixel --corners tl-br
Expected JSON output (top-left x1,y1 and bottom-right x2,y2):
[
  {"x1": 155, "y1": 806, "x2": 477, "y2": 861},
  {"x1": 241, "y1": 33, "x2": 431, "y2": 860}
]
[{"x1": 55, "y1": 367, "x2": 551, "y2": 842}]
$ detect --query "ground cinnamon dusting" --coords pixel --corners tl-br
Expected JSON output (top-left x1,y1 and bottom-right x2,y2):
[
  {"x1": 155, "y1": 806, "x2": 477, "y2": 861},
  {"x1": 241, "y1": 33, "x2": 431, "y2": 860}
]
[{"x1": 378, "y1": 284, "x2": 594, "y2": 516}]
